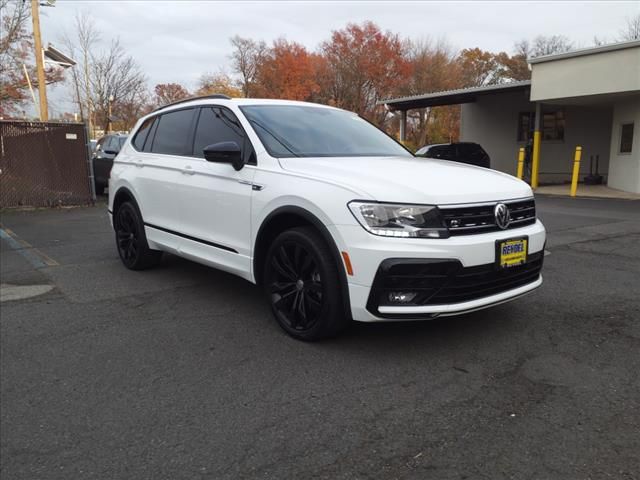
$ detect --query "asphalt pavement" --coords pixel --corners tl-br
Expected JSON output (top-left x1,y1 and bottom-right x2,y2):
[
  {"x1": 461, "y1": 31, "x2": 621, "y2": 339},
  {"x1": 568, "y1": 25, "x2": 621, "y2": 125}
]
[{"x1": 1, "y1": 195, "x2": 639, "y2": 479}]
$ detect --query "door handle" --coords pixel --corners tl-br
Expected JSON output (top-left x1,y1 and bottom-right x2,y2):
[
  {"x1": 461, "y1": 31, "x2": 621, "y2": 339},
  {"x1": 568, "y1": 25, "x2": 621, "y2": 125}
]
[
  {"x1": 135, "y1": 159, "x2": 143, "y2": 168},
  {"x1": 182, "y1": 165, "x2": 195, "y2": 175}
]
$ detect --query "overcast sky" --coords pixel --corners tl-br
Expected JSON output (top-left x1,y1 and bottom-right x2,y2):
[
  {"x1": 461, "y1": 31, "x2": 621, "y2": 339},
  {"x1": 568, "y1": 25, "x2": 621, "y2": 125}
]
[{"x1": 40, "y1": 0, "x2": 639, "y2": 115}]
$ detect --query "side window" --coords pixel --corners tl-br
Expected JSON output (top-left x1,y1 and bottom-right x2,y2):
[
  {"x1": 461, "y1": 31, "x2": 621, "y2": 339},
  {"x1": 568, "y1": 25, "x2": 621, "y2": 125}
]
[
  {"x1": 132, "y1": 117, "x2": 154, "y2": 151},
  {"x1": 151, "y1": 108, "x2": 196, "y2": 156},
  {"x1": 193, "y1": 107, "x2": 254, "y2": 163},
  {"x1": 620, "y1": 123, "x2": 634, "y2": 153},
  {"x1": 143, "y1": 118, "x2": 159, "y2": 153}
]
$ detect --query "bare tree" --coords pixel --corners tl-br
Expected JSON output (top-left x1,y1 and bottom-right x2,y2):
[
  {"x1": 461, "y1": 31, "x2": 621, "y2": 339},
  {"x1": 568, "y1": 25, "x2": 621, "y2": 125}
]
[
  {"x1": 619, "y1": 14, "x2": 640, "y2": 41},
  {"x1": 62, "y1": 14, "x2": 147, "y2": 133},
  {"x1": 229, "y1": 35, "x2": 267, "y2": 97},
  {"x1": 90, "y1": 38, "x2": 147, "y2": 131},
  {"x1": 530, "y1": 35, "x2": 573, "y2": 57},
  {"x1": 60, "y1": 11, "x2": 100, "y2": 128}
]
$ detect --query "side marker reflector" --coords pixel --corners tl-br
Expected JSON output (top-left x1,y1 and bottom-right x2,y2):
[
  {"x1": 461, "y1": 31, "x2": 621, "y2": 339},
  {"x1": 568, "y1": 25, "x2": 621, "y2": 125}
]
[{"x1": 341, "y1": 251, "x2": 354, "y2": 276}]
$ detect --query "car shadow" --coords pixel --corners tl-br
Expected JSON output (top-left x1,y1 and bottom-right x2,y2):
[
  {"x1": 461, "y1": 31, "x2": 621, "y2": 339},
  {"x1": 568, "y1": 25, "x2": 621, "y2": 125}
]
[{"x1": 158, "y1": 254, "x2": 519, "y2": 353}]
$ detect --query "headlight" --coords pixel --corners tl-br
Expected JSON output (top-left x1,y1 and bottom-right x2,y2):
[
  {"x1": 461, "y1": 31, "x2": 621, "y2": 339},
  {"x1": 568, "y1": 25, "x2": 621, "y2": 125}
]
[{"x1": 348, "y1": 201, "x2": 449, "y2": 238}]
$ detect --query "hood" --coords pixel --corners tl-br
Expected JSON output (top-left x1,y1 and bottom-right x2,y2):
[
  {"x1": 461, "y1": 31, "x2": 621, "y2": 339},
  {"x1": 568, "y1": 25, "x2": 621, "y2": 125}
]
[{"x1": 279, "y1": 156, "x2": 533, "y2": 205}]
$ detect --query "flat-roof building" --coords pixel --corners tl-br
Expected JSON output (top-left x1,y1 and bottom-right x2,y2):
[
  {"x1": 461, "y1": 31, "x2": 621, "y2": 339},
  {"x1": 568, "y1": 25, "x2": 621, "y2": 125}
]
[{"x1": 382, "y1": 40, "x2": 640, "y2": 194}]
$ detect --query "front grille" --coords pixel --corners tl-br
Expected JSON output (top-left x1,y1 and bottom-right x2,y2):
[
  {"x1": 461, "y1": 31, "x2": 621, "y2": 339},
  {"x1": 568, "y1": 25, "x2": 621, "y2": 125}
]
[
  {"x1": 367, "y1": 252, "x2": 543, "y2": 316},
  {"x1": 440, "y1": 198, "x2": 536, "y2": 236}
]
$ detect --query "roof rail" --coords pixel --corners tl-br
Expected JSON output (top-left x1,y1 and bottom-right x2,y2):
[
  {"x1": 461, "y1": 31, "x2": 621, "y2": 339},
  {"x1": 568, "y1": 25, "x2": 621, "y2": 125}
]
[{"x1": 152, "y1": 94, "x2": 232, "y2": 113}]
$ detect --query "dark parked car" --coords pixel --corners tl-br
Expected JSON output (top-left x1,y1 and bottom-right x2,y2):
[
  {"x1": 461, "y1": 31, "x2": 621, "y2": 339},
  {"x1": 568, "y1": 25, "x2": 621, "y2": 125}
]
[
  {"x1": 93, "y1": 134, "x2": 127, "y2": 193},
  {"x1": 415, "y1": 142, "x2": 491, "y2": 168}
]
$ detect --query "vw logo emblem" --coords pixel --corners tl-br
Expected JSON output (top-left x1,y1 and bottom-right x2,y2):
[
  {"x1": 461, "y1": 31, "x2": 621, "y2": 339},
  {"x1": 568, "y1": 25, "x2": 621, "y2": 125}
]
[{"x1": 494, "y1": 203, "x2": 511, "y2": 229}]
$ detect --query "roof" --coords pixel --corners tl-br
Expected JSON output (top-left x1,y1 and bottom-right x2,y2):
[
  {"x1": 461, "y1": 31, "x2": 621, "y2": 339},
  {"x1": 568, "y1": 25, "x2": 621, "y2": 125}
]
[
  {"x1": 379, "y1": 80, "x2": 531, "y2": 111},
  {"x1": 529, "y1": 39, "x2": 640, "y2": 64}
]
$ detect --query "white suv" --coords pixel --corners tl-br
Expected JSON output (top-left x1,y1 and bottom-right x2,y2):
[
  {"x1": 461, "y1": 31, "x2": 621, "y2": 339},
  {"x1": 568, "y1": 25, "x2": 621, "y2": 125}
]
[{"x1": 108, "y1": 95, "x2": 546, "y2": 340}]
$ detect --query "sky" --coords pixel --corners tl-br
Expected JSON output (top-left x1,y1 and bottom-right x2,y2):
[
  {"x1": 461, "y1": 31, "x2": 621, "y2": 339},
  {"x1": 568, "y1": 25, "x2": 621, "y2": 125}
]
[{"x1": 37, "y1": 0, "x2": 640, "y2": 116}]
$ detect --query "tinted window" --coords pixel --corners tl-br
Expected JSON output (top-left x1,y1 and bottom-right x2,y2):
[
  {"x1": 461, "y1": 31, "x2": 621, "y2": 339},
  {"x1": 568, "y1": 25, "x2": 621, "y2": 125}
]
[
  {"x1": 193, "y1": 107, "x2": 247, "y2": 160},
  {"x1": 143, "y1": 118, "x2": 159, "y2": 152},
  {"x1": 456, "y1": 143, "x2": 489, "y2": 167},
  {"x1": 240, "y1": 105, "x2": 410, "y2": 158},
  {"x1": 132, "y1": 117, "x2": 154, "y2": 151},
  {"x1": 457, "y1": 143, "x2": 483, "y2": 158},
  {"x1": 151, "y1": 108, "x2": 196, "y2": 156},
  {"x1": 117, "y1": 136, "x2": 127, "y2": 149},
  {"x1": 426, "y1": 145, "x2": 454, "y2": 159}
]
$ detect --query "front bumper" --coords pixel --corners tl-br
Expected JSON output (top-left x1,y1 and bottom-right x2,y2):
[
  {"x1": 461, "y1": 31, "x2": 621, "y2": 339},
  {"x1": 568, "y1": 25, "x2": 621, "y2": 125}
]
[{"x1": 329, "y1": 219, "x2": 546, "y2": 322}]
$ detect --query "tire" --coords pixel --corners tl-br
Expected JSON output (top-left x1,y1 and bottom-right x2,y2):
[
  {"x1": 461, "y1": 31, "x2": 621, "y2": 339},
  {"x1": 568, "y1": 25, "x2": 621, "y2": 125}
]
[
  {"x1": 263, "y1": 227, "x2": 348, "y2": 341},
  {"x1": 114, "y1": 201, "x2": 162, "y2": 270},
  {"x1": 95, "y1": 181, "x2": 105, "y2": 195}
]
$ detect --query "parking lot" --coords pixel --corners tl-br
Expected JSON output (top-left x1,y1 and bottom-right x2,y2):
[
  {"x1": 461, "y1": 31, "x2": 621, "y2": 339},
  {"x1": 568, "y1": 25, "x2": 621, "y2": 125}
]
[{"x1": 1, "y1": 195, "x2": 639, "y2": 479}]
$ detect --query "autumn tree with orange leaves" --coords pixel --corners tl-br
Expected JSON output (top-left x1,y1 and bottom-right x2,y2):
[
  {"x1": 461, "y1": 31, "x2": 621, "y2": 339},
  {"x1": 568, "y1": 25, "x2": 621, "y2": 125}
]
[
  {"x1": 1, "y1": 0, "x2": 64, "y2": 118},
  {"x1": 321, "y1": 21, "x2": 411, "y2": 124},
  {"x1": 154, "y1": 82, "x2": 190, "y2": 106},
  {"x1": 256, "y1": 39, "x2": 321, "y2": 101}
]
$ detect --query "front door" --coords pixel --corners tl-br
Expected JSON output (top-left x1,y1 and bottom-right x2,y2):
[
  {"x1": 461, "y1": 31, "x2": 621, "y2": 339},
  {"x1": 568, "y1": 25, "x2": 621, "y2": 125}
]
[{"x1": 174, "y1": 106, "x2": 256, "y2": 278}]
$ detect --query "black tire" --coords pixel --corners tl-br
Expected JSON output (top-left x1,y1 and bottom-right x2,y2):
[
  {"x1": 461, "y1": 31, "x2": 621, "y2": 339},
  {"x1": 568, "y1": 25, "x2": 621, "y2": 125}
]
[
  {"x1": 95, "y1": 181, "x2": 105, "y2": 195},
  {"x1": 114, "y1": 201, "x2": 162, "y2": 270},
  {"x1": 264, "y1": 227, "x2": 348, "y2": 341}
]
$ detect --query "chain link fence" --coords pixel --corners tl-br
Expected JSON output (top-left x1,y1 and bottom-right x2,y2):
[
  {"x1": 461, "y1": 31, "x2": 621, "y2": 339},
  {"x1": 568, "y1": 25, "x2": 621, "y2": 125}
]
[{"x1": 0, "y1": 120, "x2": 95, "y2": 208}]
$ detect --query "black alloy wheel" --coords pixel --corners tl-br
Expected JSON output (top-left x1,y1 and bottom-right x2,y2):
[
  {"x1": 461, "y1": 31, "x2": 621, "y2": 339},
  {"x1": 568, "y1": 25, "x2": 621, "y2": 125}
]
[
  {"x1": 264, "y1": 227, "x2": 348, "y2": 341},
  {"x1": 114, "y1": 201, "x2": 162, "y2": 270}
]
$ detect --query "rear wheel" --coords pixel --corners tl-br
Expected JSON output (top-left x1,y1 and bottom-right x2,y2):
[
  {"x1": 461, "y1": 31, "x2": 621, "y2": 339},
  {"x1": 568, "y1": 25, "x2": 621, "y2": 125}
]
[
  {"x1": 114, "y1": 201, "x2": 162, "y2": 270},
  {"x1": 264, "y1": 227, "x2": 348, "y2": 341}
]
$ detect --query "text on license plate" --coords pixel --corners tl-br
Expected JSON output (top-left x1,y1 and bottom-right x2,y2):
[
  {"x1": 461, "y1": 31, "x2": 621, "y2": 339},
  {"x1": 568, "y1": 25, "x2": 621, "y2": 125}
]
[{"x1": 498, "y1": 238, "x2": 528, "y2": 268}]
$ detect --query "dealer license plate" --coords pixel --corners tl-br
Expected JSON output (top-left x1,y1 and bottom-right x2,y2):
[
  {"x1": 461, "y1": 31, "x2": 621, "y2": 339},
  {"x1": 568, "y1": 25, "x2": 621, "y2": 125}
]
[{"x1": 496, "y1": 237, "x2": 528, "y2": 269}]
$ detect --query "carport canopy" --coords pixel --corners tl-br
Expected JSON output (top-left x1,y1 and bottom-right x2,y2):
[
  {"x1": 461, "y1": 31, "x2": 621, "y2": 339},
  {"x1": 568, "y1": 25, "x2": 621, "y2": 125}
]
[{"x1": 379, "y1": 80, "x2": 531, "y2": 111}]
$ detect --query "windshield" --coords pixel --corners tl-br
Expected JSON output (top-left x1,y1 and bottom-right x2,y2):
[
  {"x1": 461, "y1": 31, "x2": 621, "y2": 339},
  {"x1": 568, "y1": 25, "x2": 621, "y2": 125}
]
[{"x1": 239, "y1": 105, "x2": 411, "y2": 158}]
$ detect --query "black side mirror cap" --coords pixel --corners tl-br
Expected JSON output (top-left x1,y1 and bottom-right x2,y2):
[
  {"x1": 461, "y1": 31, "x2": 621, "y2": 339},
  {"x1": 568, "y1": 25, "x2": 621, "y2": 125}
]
[{"x1": 203, "y1": 141, "x2": 244, "y2": 171}]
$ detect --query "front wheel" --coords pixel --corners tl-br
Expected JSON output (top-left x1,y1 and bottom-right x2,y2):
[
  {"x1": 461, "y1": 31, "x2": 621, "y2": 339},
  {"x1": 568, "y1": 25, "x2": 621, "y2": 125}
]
[{"x1": 264, "y1": 227, "x2": 348, "y2": 341}]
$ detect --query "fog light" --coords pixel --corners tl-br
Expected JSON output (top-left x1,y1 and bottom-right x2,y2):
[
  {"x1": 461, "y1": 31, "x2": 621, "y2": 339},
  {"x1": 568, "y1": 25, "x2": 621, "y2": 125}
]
[{"x1": 388, "y1": 291, "x2": 417, "y2": 304}]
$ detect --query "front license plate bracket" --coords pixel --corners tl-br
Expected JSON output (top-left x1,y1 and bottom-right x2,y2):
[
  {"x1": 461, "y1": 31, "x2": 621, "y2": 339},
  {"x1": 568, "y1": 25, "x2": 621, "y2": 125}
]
[{"x1": 496, "y1": 236, "x2": 528, "y2": 269}]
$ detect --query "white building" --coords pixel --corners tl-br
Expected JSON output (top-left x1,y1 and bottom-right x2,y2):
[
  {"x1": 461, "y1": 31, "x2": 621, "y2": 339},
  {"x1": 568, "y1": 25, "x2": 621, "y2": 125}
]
[{"x1": 383, "y1": 40, "x2": 640, "y2": 194}]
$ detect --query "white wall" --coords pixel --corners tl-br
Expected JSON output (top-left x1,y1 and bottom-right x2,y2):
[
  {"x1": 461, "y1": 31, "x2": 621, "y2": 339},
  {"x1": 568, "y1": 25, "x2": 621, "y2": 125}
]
[
  {"x1": 531, "y1": 45, "x2": 640, "y2": 102},
  {"x1": 608, "y1": 97, "x2": 640, "y2": 193},
  {"x1": 461, "y1": 91, "x2": 613, "y2": 184}
]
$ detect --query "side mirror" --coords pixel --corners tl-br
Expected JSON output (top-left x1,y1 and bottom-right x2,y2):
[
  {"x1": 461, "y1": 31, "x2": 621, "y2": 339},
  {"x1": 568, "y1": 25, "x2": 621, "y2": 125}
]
[{"x1": 203, "y1": 141, "x2": 244, "y2": 171}]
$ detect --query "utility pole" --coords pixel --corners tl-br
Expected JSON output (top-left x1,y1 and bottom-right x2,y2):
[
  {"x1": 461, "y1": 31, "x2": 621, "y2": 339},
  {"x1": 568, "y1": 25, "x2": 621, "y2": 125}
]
[{"x1": 31, "y1": 0, "x2": 48, "y2": 121}]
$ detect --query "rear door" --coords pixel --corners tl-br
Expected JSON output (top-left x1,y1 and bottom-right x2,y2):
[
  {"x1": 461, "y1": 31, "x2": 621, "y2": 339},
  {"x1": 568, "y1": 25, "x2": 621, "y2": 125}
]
[{"x1": 132, "y1": 107, "x2": 197, "y2": 249}]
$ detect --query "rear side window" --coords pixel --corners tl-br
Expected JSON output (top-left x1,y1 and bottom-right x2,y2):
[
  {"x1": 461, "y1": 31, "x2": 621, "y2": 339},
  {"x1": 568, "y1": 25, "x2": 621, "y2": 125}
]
[
  {"x1": 151, "y1": 108, "x2": 196, "y2": 156},
  {"x1": 193, "y1": 107, "x2": 255, "y2": 163},
  {"x1": 132, "y1": 117, "x2": 154, "y2": 151}
]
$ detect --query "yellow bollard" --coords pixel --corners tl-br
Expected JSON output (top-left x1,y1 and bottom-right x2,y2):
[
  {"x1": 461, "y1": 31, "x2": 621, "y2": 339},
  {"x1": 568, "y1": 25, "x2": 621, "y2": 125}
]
[
  {"x1": 516, "y1": 147, "x2": 525, "y2": 180},
  {"x1": 570, "y1": 146, "x2": 582, "y2": 197},
  {"x1": 531, "y1": 130, "x2": 541, "y2": 189}
]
